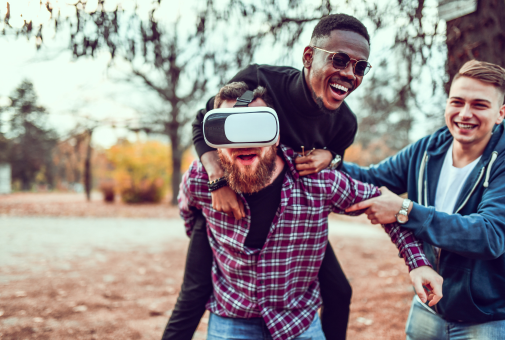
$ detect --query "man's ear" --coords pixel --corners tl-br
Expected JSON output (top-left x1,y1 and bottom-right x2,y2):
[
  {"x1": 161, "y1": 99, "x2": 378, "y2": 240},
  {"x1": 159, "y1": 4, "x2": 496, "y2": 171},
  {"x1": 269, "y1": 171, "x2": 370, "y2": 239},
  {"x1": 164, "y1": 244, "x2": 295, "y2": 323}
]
[
  {"x1": 275, "y1": 135, "x2": 280, "y2": 147},
  {"x1": 497, "y1": 103, "x2": 505, "y2": 125},
  {"x1": 302, "y1": 46, "x2": 313, "y2": 69}
]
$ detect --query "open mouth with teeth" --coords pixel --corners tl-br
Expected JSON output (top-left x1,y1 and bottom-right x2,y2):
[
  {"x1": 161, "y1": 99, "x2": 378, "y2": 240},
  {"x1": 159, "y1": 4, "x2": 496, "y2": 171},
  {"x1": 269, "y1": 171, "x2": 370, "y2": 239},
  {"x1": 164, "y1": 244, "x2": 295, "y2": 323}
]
[
  {"x1": 455, "y1": 122, "x2": 478, "y2": 130},
  {"x1": 329, "y1": 82, "x2": 349, "y2": 98}
]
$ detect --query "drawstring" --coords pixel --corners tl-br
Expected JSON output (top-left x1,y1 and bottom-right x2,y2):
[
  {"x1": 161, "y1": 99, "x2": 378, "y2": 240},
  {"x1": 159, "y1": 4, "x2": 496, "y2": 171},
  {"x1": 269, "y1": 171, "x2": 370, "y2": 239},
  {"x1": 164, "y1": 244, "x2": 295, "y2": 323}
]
[
  {"x1": 418, "y1": 151, "x2": 428, "y2": 205},
  {"x1": 484, "y1": 151, "x2": 498, "y2": 188}
]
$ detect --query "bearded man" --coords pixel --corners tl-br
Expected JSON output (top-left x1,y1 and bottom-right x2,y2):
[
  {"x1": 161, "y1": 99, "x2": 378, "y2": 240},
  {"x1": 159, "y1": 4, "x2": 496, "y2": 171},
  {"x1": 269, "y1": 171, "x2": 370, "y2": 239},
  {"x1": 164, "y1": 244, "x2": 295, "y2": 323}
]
[
  {"x1": 176, "y1": 82, "x2": 443, "y2": 340},
  {"x1": 165, "y1": 14, "x2": 374, "y2": 339}
]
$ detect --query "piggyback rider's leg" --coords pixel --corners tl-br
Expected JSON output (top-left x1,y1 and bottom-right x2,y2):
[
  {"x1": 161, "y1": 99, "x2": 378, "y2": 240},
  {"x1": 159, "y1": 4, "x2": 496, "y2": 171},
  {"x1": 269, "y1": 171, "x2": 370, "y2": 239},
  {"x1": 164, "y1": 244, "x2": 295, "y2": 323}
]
[
  {"x1": 161, "y1": 211, "x2": 213, "y2": 340},
  {"x1": 318, "y1": 242, "x2": 352, "y2": 340}
]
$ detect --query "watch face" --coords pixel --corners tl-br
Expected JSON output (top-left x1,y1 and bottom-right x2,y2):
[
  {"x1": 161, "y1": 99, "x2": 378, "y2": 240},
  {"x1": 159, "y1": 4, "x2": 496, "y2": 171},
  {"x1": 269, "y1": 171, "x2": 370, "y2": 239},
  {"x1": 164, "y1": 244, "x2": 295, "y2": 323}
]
[
  {"x1": 330, "y1": 155, "x2": 342, "y2": 170},
  {"x1": 397, "y1": 213, "x2": 409, "y2": 224}
]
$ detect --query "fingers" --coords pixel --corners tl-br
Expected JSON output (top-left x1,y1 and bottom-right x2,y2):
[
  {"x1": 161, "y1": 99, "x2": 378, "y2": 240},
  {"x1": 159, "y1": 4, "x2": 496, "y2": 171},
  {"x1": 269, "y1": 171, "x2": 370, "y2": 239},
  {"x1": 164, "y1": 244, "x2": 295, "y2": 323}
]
[
  {"x1": 231, "y1": 203, "x2": 242, "y2": 220},
  {"x1": 427, "y1": 280, "x2": 443, "y2": 306},
  {"x1": 345, "y1": 200, "x2": 373, "y2": 212},
  {"x1": 238, "y1": 199, "x2": 245, "y2": 220},
  {"x1": 296, "y1": 163, "x2": 315, "y2": 171},
  {"x1": 412, "y1": 277, "x2": 428, "y2": 304},
  {"x1": 294, "y1": 156, "x2": 311, "y2": 164},
  {"x1": 210, "y1": 187, "x2": 245, "y2": 220}
]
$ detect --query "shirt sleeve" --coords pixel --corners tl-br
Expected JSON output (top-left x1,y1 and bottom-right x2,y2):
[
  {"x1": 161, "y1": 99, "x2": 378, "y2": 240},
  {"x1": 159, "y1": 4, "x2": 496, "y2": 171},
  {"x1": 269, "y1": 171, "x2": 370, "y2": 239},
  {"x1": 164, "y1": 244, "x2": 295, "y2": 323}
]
[
  {"x1": 326, "y1": 170, "x2": 431, "y2": 271},
  {"x1": 382, "y1": 223, "x2": 432, "y2": 271}
]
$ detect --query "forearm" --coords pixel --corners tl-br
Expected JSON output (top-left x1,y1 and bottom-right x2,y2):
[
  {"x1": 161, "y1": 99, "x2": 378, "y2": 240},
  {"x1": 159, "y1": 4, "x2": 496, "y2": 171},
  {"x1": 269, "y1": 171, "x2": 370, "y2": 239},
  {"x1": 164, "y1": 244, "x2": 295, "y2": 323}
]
[
  {"x1": 406, "y1": 203, "x2": 505, "y2": 260},
  {"x1": 201, "y1": 151, "x2": 224, "y2": 181},
  {"x1": 192, "y1": 107, "x2": 217, "y2": 159}
]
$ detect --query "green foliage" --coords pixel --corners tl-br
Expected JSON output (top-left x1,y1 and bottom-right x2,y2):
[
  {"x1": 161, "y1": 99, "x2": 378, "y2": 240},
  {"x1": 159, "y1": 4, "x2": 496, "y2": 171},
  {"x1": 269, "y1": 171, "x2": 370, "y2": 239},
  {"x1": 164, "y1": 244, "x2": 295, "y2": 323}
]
[{"x1": 0, "y1": 80, "x2": 58, "y2": 190}]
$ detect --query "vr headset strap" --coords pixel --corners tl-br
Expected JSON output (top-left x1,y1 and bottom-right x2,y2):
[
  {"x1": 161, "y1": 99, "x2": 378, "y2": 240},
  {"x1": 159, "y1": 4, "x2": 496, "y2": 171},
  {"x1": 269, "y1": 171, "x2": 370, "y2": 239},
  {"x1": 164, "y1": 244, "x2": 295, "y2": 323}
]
[{"x1": 233, "y1": 90, "x2": 254, "y2": 107}]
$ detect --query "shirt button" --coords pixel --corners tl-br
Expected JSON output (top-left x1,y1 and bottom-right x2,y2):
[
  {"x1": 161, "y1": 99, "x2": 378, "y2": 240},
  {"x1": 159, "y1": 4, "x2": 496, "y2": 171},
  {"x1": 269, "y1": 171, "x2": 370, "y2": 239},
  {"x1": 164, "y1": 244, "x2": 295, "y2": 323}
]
[
  {"x1": 259, "y1": 280, "x2": 264, "y2": 284},
  {"x1": 260, "y1": 254, "x2": 264, "y2": 259}
]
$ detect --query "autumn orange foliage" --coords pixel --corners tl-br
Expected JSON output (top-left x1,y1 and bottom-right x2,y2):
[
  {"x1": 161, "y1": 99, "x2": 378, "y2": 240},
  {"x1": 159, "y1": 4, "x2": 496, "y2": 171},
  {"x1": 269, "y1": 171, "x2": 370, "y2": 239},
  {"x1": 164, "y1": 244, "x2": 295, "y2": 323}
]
[
  {"x1": 105, "y1": 141, "x2": 169, "y2": 203},
  {"x1": 105, "y1": 140, "x2": 195, "y2": 203}
]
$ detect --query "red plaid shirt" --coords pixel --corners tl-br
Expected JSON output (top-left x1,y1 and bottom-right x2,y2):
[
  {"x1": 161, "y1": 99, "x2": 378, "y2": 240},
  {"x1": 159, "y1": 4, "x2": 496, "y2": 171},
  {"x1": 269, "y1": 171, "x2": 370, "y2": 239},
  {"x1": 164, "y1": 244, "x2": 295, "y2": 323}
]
[{"x1": 179, "y1": 145, "x2": 430, "y2": 340}]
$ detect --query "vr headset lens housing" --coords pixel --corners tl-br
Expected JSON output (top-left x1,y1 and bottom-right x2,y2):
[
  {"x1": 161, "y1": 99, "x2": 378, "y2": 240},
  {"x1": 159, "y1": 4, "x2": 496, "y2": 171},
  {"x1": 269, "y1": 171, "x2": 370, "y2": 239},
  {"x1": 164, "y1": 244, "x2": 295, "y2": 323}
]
[{"x1": 203, "y1": 107, "x2": 279, "y2": 148}]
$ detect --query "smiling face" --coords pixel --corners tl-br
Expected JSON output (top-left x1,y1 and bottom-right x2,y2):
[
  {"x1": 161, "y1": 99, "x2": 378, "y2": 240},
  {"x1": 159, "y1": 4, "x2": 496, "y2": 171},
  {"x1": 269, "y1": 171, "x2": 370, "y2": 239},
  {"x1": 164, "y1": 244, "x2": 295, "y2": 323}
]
[
  {"x1": 303, "y1": 30, "x2": 370, "y2": 112},
  {"x1": 445, "y1": 76, "x2": 505, "y2": 149},
  {"x1": 216, "y1": 98, "x2": 279, "y2": 194}
]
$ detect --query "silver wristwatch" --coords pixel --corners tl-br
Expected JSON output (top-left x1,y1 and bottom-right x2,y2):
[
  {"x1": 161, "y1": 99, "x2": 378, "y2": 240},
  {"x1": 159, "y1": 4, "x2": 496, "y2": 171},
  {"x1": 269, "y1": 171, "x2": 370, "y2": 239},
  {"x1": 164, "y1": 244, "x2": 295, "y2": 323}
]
[
  {"x1": 396, "y1": 198, "x2": 412, "y2": 224},
  {"x1": 328, "y1": 155, "x2": 342, "y2": 170}
]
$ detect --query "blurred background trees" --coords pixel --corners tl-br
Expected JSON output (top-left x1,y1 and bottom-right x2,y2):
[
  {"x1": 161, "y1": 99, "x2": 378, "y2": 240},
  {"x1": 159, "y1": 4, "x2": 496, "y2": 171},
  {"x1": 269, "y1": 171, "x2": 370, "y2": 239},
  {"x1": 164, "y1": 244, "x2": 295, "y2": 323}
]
[
  {"x1": 0, "y1": 0, "x2": 503, "y2": 199},
  {"x1": 0, "y1": 80, "x2": 57, "y2": 190}
]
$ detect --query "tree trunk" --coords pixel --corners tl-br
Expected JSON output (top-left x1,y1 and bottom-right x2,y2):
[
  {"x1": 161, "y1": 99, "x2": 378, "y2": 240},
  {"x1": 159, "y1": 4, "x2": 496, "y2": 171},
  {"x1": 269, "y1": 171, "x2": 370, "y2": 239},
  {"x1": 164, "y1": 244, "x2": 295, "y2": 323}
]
[
  {"x1": 171, "y1": 145, "x2": 182, "y2": 206},
  {"x1": 445, "y1": 0, "x2": 505, "y2": 92},
  {"x1": 84, "y1": 129, "x2": 93, "y2": 202}
]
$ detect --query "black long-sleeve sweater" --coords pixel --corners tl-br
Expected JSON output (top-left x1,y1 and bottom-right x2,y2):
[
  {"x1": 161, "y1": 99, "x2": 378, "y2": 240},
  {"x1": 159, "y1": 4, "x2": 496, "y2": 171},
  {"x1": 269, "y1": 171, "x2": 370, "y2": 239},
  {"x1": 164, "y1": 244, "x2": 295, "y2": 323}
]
[{"x1": 192, "y1": 64, "x2": 358, "y2": 159}]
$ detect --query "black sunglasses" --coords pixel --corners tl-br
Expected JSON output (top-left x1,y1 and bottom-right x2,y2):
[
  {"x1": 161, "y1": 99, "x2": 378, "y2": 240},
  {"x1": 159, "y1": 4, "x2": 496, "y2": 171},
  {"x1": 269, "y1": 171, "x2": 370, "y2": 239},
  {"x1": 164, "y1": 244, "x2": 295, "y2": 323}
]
[{"x1": 311, "y1": 46, "x2": 372, "y2": 76}]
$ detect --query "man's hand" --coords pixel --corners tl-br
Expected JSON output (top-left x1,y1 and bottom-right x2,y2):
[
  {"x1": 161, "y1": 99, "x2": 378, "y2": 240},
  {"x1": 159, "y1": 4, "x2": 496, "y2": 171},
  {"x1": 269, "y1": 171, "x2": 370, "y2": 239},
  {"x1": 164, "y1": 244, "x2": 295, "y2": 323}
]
[
  {"x1": 345, "y1": 187, "x2": 410, "y2": 224},
  {"x1": 409, "y1": 266, "x2": 443, "y2": 306},
  {"x1": 211, "y1": 186, "x2": 245, "y2": 220},
  {"x1": 201, "y1": 150, "x2": 245, "y2": 220},
  {"x1": 295, "y1": 149, "x2": 333, "y2": 176}
]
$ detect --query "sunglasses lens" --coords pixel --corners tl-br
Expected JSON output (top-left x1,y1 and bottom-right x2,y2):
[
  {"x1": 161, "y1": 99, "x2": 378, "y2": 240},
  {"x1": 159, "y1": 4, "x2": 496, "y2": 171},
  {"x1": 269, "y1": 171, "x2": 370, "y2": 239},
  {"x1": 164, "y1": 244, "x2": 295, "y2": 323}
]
[
  {"x1": 355, "y1": 62, "x2": 371, "y2": 76},
  {"x1": 332, "y1": 53, "x2": 350, "y2": 69}
]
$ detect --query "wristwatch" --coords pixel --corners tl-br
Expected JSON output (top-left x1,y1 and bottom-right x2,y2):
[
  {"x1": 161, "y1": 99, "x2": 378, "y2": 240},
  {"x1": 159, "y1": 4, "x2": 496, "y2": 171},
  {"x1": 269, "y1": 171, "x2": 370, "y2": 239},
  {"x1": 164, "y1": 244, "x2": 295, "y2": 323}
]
[
  {"x1": 328, "y1": 154, "x2": 342, "y2": 170},
  {"x1": 396, "y1": 198, "x2": 412, "y2": 224}
]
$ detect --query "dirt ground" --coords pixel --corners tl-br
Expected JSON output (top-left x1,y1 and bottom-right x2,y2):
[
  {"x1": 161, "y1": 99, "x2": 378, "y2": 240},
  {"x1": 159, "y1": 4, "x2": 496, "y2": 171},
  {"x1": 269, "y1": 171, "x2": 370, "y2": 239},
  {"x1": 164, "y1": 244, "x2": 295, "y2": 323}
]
[{"x1": 0, "y1": 193, "x2": 416, "y2": 340}]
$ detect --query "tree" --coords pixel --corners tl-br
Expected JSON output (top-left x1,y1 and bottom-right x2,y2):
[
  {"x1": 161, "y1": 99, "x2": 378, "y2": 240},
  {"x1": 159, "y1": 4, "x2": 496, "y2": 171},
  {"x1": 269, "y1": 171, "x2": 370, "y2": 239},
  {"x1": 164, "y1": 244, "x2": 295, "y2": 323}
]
[
  {"x1": 1, "y1": 0, "x2": 236, "y2": 204},
  {"x1": 0, "y1": 80, "x2": 58, "y2": 190},
  {"x1": 445, "y1": 0, "x2": 505, "y2": 89}
]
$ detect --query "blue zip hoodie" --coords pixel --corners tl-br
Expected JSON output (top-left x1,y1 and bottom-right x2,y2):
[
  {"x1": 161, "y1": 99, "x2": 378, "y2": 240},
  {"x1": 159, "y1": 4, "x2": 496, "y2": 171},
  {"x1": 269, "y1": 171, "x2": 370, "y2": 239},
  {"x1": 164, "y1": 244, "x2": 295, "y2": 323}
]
[{"x1": 343, "y1": 123, "x2": 505, "y2": 322}]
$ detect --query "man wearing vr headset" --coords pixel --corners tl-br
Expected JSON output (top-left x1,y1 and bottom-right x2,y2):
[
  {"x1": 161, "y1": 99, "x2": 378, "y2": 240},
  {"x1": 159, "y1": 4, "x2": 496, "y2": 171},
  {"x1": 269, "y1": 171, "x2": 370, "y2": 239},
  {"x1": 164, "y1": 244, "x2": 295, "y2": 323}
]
[
  {"x1": 173, "y1": 82, "x2": 442, "y2": 340},
  {"x1": 163, "y1": 14, "x2": 376, "y2": 340}
]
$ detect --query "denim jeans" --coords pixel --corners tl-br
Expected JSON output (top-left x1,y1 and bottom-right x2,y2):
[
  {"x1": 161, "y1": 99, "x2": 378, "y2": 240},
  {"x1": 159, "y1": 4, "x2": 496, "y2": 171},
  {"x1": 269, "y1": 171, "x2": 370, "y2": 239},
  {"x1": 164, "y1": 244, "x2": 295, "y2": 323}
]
[
  {"x1": 207, "y1": 312, "x2": 326, "y2": 340},
  {"x1": 406, "y1": 296, "x2": 505, "y2": 340}
]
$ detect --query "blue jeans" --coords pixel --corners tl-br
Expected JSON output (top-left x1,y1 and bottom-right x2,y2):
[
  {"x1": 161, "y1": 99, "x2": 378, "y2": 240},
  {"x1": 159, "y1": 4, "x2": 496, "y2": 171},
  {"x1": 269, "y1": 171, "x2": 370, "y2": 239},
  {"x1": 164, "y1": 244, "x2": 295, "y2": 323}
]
[
  {"x1": 406, "y1": 296, "x2": 505, "y2": 340},
  {"x1": 207, "y1": 312, "x2": 326, "y2": 340}
]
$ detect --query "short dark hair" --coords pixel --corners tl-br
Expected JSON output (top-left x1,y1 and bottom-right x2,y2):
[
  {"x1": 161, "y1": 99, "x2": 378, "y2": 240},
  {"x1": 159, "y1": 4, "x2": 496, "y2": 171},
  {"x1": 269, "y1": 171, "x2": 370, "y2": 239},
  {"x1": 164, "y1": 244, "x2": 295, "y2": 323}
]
[
  {"x1": 452, "y1": 60, "x2": 505, "y2": 105},
  {"x1": 311, "y1": 14, "x2": 370, "y2": 45},
  {"x1": 214, "y1": 82, "x2": 274, "y2": 109}
]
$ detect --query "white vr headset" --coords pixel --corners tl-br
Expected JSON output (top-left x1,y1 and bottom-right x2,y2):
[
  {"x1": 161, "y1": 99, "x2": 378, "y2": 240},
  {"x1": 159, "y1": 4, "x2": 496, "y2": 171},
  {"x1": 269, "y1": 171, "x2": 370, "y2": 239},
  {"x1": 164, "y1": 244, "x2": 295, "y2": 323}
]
[{"x1": 203, "y1": 90, "x2": 279, "y2": 148}]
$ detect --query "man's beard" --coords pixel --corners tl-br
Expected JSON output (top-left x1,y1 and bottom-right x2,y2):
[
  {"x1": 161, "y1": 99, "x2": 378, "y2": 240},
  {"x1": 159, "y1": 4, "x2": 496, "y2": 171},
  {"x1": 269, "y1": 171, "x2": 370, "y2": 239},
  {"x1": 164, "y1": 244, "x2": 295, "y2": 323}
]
[
  {"x1": 218, "y1": 146, "x2": 277, "y2": 194},
  {"x1": 313, "y1": 91, "x2": 341, "y2": 115}
]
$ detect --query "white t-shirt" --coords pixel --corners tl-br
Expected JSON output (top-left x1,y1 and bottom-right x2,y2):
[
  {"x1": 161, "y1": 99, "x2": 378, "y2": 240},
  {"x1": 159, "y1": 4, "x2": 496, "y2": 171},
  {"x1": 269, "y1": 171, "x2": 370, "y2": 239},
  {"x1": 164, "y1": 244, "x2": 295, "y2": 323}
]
[{"x1": 435, "y1": 142, "x2": 481, "y2": 215}]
